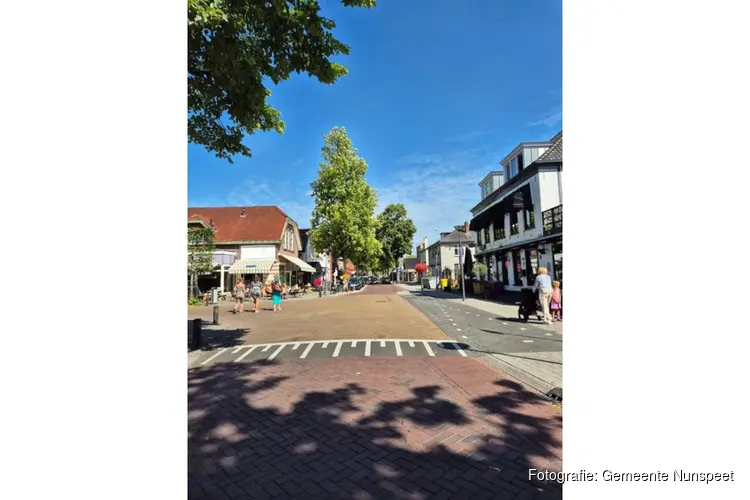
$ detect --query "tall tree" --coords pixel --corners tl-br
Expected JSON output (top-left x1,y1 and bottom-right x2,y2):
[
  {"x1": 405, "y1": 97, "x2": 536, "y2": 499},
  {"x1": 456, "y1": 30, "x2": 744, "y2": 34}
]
[
  {"x1": 188, "y1": 0, "x2": 376, "y2": 162},
  {"x1": 309, "y1": 127, "x2": 381, "y2": 276},
  {"x1": 188, "y1": 226, "x2": 216, "y2": 299},
  {"x1": 375, "y1": 203, "x2": 417, "y2": 275}
]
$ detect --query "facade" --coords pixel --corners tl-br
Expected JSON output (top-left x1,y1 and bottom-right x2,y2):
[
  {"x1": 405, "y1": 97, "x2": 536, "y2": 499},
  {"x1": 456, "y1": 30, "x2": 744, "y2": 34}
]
[
  {"x1": 426, "y1": 225, "x2": 475, "y2": 280},
  {"x1": 399, "y1": 256, "x2": 419, "y2": 282},
  {"x1": 468, "y1": 131, "x2": 563, "y2": 291},
  {"x1": 415, "y1": 237, "x2": 430, "y2": 267},
  {"x1": 187, "y1": 206, "x2": 316, "y2": 291},
  {"x1": 299, "y1": 229, "x2": 331, "y2": 285}
]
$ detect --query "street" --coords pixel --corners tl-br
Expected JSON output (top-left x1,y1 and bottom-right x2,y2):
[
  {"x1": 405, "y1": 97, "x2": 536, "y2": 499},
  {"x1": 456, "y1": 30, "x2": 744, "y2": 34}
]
[{"x1": 188, "y1": 284, "x2": 563, "y2": 499}]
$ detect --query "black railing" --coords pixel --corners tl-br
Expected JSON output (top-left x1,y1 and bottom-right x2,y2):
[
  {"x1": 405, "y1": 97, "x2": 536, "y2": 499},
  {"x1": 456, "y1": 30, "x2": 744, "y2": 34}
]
[{"x1": 542, "y1": 204, "x2": 562, "y2": 236}]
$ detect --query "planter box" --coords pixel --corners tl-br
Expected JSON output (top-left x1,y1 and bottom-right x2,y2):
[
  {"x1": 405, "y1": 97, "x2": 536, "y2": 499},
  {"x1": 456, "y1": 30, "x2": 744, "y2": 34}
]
[{"x1": 472, "y1": 282, "x2": 485, "y2": 295}]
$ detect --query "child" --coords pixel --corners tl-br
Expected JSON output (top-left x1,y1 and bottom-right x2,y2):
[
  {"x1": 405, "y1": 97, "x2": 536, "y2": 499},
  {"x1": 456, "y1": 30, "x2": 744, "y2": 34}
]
[{"x1": 550, "y1": 281, "x2": 562, "y2": 321}]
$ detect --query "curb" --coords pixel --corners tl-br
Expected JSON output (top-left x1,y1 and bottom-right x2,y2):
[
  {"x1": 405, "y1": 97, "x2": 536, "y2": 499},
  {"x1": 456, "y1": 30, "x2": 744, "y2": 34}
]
[{"x1": 478, "y1": 353, "x2": 559, "y2": 399}]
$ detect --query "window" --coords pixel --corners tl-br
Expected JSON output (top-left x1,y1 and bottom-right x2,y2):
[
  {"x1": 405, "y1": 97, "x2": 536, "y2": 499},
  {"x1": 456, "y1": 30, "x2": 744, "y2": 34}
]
[
  {"x1": 516, "y1": 153, "x2": 524, "y2": 173},
  {"x1": 454, "y1": 245, "x2": 459, "y2": 256},
  {"x1": 510, "y1": 211, "x2": 520, "y2": 235},
  {"x1": 484, "y1": 227, "x2": 491, "y2": 244},
  {"x1": 477, "y1": 231, "x2": 482, "y2": 246},
  {"x1": 493, "y1": 220, "x2": 506, "y2": 240},
  {"x1": 510, "y1": 158, "x2": 518, "y2": 178},
  {"x1": 524, "y1": 209, "x2": 535, "y2": 230}
]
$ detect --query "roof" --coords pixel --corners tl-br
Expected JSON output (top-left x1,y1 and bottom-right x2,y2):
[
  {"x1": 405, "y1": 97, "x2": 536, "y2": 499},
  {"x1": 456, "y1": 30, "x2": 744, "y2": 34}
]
[
  {"x1": 426, "y1": 229, "x2": 476, "y2": 250},
  {"x1": 499, "y1": 141, "x2": 553, "y2": 166},
  {"x1": 187, "y1": 206, "x2": 290, "y2": 243},
  {"x1": 402, "y1": 257, "x2": 419, "y2": 270},
  {"x1": 535, "y1": 131, "x2": 562, "y2": 163}
]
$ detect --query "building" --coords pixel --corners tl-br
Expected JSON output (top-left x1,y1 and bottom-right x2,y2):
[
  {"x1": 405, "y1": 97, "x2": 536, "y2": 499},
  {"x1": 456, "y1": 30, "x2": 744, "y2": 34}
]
[
  {"x1": 468, "y1": 131, "x2": 563, "y2": 291},
  {"x1": 415, "y1": 237, "x2": 430, "y2": 268},
  {"x1": 398, "y1": 256, "x2": 419, "y2": 282},
  {"x1": 299, "y1": 229, "x2": 331, "y2": 284},
  {"x1": 187, "y1": 206, "x2": 316, "y2": 291},
  {"x1": 426, "y1": 224, "x2": 475, "y2": 280}
]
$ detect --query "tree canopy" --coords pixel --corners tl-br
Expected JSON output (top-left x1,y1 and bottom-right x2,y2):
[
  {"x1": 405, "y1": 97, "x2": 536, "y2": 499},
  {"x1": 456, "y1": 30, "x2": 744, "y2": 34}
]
[
  {"x1": 188, "y1": 0, "x2": 376, "y2": 162},
  {"x1": 375, "y1": 203, "x2": 417, "y2": 274},
  {"x1": 309, "y1": 127, "x2": 381, "y2": 273},
  {"x1": 188, "y1": 226, "x2": 215, "y2": 298}
]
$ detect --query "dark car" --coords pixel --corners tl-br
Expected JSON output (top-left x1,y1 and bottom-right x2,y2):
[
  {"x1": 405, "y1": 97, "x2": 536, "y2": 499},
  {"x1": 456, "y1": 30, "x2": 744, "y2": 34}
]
[
  {"x1": 380, "y1": 276, "x2": 392, "y2": 284},
  {"x1": 348, "y1": 277, "x2": 364, "y2": 291},
  {"x1": 368, "y1": 276, "x2": 379, "y2": 284}
]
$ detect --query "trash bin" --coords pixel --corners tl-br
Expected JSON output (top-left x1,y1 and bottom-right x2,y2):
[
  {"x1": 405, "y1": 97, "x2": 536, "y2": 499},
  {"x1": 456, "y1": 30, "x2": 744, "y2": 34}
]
[
  {"x1": 211, "y1": 289, "x2": 218, "y2": 304},
  {"x1": 440, "y1": 278, "x2": 448, "y2": 289}
]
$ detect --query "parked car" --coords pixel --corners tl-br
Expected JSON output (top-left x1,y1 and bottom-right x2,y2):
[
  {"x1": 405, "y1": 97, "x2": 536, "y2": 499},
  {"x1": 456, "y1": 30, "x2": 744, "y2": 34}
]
[
  {"x1": 380, "y1": 276, "x2": 392, "y2": 284},
  {"x1": 368, "y1": 276, "x2": 379, "y2": 284},
  {"x1": 348, "y1": 277, "x2": 364, "y2": 291}
]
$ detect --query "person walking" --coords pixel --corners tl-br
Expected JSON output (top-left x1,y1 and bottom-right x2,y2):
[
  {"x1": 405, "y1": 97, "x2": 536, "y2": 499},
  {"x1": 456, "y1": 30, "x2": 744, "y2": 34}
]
[
  {"x1": 233, "y1": 278, "x2": 246, "y2": 314},
  {"x1": 550, "y1": 280, "x2": 562, "y2": 322},
  {"x1": 534, "y1": 267, "x2": 553, "y2": 324},
  {"x1": 271, "y1": 278, "x2": 283, "y2": 312},
  {"x1": 250, "y1": 276, "x2": 263, "y2": 313}
]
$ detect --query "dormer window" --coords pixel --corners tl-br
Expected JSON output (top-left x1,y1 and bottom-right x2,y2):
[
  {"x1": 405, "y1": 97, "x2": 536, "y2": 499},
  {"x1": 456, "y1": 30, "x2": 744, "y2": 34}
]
[{"x1": 240, "y1": 208, "x2": 246, "y2": 218}]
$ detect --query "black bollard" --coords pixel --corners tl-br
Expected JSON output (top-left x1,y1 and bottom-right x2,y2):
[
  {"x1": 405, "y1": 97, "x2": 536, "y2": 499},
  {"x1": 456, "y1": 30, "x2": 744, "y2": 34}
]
[
  {"x1": 212, "y1": 305, "x2": 219, "y2": 325},
  {"x1": 191, "y1": 318, "x2": 202, "y2": 350}
]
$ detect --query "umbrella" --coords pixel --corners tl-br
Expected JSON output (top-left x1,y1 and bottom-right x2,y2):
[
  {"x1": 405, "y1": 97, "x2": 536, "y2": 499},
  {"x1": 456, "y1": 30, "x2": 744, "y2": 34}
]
[{"x1": 463, "y1": 246, "x2": 474, "y2": 278}]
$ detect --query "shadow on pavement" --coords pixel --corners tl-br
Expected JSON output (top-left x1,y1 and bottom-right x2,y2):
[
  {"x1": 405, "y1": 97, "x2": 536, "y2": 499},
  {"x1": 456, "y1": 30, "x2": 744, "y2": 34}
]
[
  {"x1": 479, "y1": 328, "x2": 562, "y2": 343},
  {"x1": 188, "y1": 320, "x2": 249, "y2": 351},
  {"x1": 188, "y1": 360, "x2": 563, "y2": 499}
]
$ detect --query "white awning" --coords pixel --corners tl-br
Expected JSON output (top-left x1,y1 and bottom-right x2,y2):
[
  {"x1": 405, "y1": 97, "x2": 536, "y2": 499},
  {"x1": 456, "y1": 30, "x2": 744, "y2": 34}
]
[
  {"x1": 228, "y1": 259, "x2": 278, "y2": 275},
  {"x1": 279, "y1": 254, "x2": 316, "y2": 273}
]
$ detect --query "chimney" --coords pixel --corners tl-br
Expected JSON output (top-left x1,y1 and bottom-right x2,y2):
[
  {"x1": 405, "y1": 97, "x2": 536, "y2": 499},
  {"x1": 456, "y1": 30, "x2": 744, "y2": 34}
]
[
  {"x1": 240, "y1": 208, "x2": 246, "y2": 218},
  {"x1": 209, "y1": 218, "x2": 215, "y2": 228},
  {"x1": 464, "y1": 221, "x2": 469, "y2": 234}
]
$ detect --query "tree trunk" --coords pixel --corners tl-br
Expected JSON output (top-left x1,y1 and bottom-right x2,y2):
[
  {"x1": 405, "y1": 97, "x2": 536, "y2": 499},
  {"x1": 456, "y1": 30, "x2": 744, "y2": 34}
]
[{"x1": 189, "y1": 272, "x2": 196, "y2": 299}]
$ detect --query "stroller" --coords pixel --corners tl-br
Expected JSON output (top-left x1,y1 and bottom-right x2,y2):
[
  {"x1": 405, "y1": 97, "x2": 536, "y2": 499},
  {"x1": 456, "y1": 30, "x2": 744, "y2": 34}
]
[{"x1": 518, "y1": 287, "x2": 542, "y2": 322}]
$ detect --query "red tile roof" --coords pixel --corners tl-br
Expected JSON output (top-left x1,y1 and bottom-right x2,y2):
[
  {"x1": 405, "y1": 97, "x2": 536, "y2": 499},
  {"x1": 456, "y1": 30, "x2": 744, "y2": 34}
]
[{"x1": 187, "y1": 206, "x2": 289, "y2": 243}]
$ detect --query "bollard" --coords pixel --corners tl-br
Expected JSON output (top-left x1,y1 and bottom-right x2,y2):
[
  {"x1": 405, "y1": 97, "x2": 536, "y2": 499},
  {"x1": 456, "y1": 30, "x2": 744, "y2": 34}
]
[
  {"x1": 191, "y1": 318, "x2": 202, "y2": 350},
  {"x1": 212, "y1": 305, "x2": 219, "y2": 325}
]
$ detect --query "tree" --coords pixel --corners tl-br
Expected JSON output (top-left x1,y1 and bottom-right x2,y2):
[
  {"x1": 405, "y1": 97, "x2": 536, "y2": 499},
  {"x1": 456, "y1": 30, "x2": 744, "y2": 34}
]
[
  {"x1": 309, "y1": 127, "x2": 381, "y2": 277},
  {"x1": 472, "y1": 262, "x2": 488, "y2": 282},
  {"x1": 188, "y1": 226, "x2": 216, "y2": 299},
  {"x1": 375, "y1": 203, "x2": 417, "y2": 275},
  {"x1": 463, "y1": 246, "x2": 474, "y2": 279},
  {"x1": 188, "y1": 0, "x2": 377, "y2": 162}
]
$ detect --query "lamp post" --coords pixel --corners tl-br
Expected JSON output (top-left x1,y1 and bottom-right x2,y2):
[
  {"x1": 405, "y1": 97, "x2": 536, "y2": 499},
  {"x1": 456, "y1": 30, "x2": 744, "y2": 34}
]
[{"x1": 454, "y1": 222, "x2": 468, "y2": 301}]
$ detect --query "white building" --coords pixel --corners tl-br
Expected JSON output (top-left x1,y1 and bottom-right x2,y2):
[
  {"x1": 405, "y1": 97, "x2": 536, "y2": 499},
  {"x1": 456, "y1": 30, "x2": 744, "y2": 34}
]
[
  {"x1": 468, "y1": 131, "x2": 563, "y2": 291},
  {"x1": 426, "y1": 224, "x2": 475, "y2": 280}
]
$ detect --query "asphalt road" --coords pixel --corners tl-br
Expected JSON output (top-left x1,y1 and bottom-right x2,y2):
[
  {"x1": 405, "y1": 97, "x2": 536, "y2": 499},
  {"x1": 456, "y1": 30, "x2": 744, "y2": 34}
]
[{"x1": 400, "y1": 292, "x2": 563, "y2": 357}]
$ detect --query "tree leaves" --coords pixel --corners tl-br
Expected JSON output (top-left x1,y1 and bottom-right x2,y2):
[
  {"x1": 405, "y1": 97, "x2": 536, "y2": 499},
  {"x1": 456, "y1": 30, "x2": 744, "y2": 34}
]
[
  {"x1": 188, "y1": 227, "x2": 216, "y2": 275},
  {"x1": 309, "y1": 126, "x2": 381, "y2": 270},
  {"x1": 187, "y1": 0, "x2": 376, "y2": 162},
  {"x1": 375, "y1": 203, "x2": 417, "y2": 273}
]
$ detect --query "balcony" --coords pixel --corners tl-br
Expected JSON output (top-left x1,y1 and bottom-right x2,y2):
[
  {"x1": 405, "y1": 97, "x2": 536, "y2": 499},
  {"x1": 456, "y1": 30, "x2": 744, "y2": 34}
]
[{"x1": 542, "y1": 204, "x2": 562, "y2": 236}]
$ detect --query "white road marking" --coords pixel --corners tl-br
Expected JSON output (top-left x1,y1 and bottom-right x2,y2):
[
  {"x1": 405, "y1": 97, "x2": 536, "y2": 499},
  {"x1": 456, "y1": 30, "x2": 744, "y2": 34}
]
[
  {"x1": 520, "y1": 328, "x2": 527, "y2": 331},
  {"x1": 234, "y1": 345, "x2": 258, "y2": 362},
  {"x1": 365, "y1": 340, "x2": 371, "y2": 357},
  {"x1": 292, "y1": 343, "x2": 300, "y2": 350},
  {"x1": 523, "y1": 340, "x2": 534, "y2": 343},
  {"x1": 408, "y1": 340, "x2": 415, "y2": 347},
  {"x1": 300, "y1": 342, "x2": 315, "y2": 359},
  {"x1": 201, "y1": 348, "x2": 228, "y2": 365},
  {"x1": 452, "y1": 323, "x2": 457, "y2": 326},
  {"x1": 502, "y1": 322, "x2": 508, "y2": 325},
  {"x1": 457, "y1": 328, "x2": 462, "y2": 332},
  {"x1": 476, "y1": 314, "x2": 480, "y2": 316},
  {"x1": 332, "y1": 341, "x2": 343, "y2": 358},
  {"x1": 262, "y1": 345, "x2": 272, "y2": 352},
  {"x1": 453, "y1": 343, "x2": 468, "y2": 357},
  {"x1": 231, "y1": 347, "x2": 243, "y2": 354},
  {"x1": 462, "y1": 335, "x2": 468, "y2": 339},
  {"x1": 545, "y1": 333, "x2": 553, "y2": 336},
  {"x1": 322, "y1": 342, "x2": 329, "y2": 348},
  {"x1": 351, "y1": 341, "x2": 357, "y2": 347},
  {"x1": 423, "y1": 341, "x2": 435, "y2": 357},
  {"x1": 394, "y1": 341, "x2": 402, "y2": 356},
  {"x1": 380, "y1": 340, "x2": 386, "y2": 347},
  {"x1": 267, "y1": 345, "x2": 285, "y2": 360}
]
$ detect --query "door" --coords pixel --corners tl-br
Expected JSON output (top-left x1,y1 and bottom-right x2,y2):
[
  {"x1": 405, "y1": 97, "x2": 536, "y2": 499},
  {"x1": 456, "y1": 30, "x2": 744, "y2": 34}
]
[{"x1": 512, "y1": 250, "x2": 522, "y2": 286}]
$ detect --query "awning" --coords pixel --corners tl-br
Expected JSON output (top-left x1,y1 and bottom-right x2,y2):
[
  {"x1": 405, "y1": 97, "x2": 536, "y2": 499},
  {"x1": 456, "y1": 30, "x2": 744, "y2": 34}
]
[
  {"x1": 279, "y1": 254, "x2": 316, "y2": 273},
  {"x1": 228, "y1": 258, "x2": 278, "y2": 275}
]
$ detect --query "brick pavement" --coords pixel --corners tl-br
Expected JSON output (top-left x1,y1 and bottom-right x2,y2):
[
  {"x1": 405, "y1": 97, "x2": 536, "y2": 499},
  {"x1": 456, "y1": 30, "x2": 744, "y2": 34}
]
[
  {"x1": 188, "y1": 285, "x2": 449, "y2": 347},
  {"x1": 188, "y1": 356, "x2": 562, "y2": 499}
]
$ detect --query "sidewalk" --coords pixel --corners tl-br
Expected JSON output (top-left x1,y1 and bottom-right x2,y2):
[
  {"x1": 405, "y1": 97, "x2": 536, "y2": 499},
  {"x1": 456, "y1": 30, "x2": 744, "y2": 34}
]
[{"x1": 398, "y1": 284, "x2": 563, "y2": 398}]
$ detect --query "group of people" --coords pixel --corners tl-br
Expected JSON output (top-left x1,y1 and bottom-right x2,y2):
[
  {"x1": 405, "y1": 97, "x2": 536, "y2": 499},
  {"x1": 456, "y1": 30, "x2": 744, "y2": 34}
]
[
  {"x1": 534, "y1": 267, "x2": 562, "y2": 324},
  {"x1": 232, "y1": 277, "x2": 284, "y2": 314}
]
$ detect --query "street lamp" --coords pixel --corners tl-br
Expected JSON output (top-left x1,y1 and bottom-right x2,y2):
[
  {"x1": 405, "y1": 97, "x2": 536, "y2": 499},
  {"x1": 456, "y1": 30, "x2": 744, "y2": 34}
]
[{"x1": 454, "y1": 222, "x2": 469, "y2": 301}]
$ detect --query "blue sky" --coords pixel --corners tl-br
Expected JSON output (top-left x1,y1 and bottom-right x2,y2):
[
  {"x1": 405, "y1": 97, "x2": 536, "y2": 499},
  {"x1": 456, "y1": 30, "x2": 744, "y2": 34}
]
[{"x1": 188, "y1": 0, "x2": 562, "y2": 253}]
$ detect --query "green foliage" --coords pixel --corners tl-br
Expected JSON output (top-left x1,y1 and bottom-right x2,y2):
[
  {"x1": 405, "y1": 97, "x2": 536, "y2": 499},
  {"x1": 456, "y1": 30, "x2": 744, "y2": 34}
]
[
  {"x1": 188, "y1": 226, "x2": 215, "y2": 299},
  {"x1": 188, "y1": 297, "x2": 204, "y2": 306},
  {"x1": 375, "y1": 203, "x2": 417, "y2": 273},
  {"x1": 188, "y1": 0, "x2": 377, "y2": 162},
  {"x1": 309, "y1": 126, "x2": 381, "y2": 272},
  {"x1": 472, "y1": 262, "x2": 488, "y2": 280}
]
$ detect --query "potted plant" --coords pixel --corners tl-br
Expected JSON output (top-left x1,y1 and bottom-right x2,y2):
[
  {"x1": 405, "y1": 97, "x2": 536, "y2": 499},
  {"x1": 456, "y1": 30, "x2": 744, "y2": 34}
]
[
  {"x1": 472, "y1": 263, "x2": 488, "y2": 295},
  {"x1": 415, "y1": 262, "x2": 428, "y2": 288}
]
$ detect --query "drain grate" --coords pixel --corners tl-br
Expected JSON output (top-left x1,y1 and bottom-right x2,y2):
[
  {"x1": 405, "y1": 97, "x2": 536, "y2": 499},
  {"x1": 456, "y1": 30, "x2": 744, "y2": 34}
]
[{"x1": 546, "y1": 387, "x2": 562, "y2": 403}]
